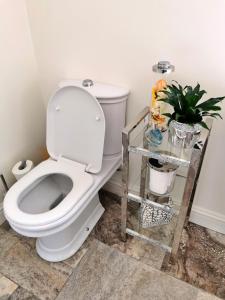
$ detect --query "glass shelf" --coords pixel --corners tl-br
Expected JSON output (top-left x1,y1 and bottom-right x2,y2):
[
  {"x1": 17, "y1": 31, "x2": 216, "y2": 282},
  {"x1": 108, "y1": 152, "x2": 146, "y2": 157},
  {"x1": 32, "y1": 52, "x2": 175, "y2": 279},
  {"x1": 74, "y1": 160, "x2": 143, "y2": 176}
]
[
  {"x1": 127, "y1": 150, "x2": 187, "y2": 197},
  {"x1": 128, "y1": 120, "x2": 211, "y2": 168},
  {"x1": 126, "y1": 201, "x2": 178, "y2": 252}
]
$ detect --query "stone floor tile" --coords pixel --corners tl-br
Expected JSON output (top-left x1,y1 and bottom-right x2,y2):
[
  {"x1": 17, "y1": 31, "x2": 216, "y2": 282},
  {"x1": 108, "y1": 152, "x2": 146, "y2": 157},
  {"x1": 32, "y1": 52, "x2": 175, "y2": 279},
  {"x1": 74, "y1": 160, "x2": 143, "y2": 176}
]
[
  {"x1": 0, "y1": 241, "x2": 73, "y2": 300},
  {"x1": 0, "y1": 222, "x2": 36, "y2": 250},
  {"x1": 9, "y1": 230, "x2": 36, "y2": 249},
  {"x1": 9, "y1": 287, "x2": 40, "y2": 300},
  {"x1": 64, "y1": 238, "x2": 93, "y2": 269},
  {"x1": 1, "y1": 194, "x2": 224, "y2": 300},
  {"x1": 207, "y1": 229, "x2": 225, "y2": 246},
  {"x1": 93, "y1": 192, "x2": 168, "y2": 270},
  {"x1": 0, "y1": 275, "x2": 17, "y2": 300},
  {"x1": 120, "y1": 237, "x2": 166, "y2": 269},
  {"x1": 56, "y1": 239, "x2": 199, "y2": 300},
  {"x1": 0, "y1": 227, "x2": 19, "y2": 258},
  {"x1": 197, "y1": 291, "x2": 221, "y2": 300},
  {"x1": 163, "y1": 223, "x2": 225, "y2": 299}
]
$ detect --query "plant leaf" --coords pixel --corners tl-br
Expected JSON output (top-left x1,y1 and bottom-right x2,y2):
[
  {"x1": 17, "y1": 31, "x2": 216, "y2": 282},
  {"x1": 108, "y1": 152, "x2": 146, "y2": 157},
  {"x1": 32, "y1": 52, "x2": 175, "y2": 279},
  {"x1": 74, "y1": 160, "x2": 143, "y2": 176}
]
[
  {"x1": 162, "y1": 113, "x2": 172, "y2": 118},
  {"x1": 193, "y1": 83, "x2": 200, "y2": 95},
  {"x1": 168, "y1": 118, "x2": 173, "y2": 126},
  {"x1": 199, "y1": 121, "x2": 209, "y2": 130},
  {"x1": 196, "y1": 97, "x2": 225, "y2": 110},
  {"x1": 203, "y1": 106, "x2": 222, "y2": 111},
  {"x1": 202, "y1": 112, "x2": 223, "y2": 119},
  {"x1": 157, "y1": 81, "x2": 224, "y2": 126}
]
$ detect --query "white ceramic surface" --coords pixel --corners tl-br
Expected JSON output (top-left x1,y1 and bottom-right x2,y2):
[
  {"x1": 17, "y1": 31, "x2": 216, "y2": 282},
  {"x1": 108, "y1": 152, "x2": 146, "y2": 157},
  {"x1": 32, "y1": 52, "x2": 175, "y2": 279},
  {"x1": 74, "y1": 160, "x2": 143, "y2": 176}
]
[
  {"x1": 47, "y1": 85, "x2": 105, "y2": 173},
  {"x1": 59, "y1": 80, "x2": 128, "y2": 156},
  {"x1": 12, "y1": 160, "x2": 34, "y2": 181},
  {"x1": 59, "y1": 79, "x2": 129, "y2": 100},
  {"x1": 4, "y1": 80, "x2": 127, "y2": 262},
  {"x1": 7, "y1": 155, "x2": 121, "y2": 261}
]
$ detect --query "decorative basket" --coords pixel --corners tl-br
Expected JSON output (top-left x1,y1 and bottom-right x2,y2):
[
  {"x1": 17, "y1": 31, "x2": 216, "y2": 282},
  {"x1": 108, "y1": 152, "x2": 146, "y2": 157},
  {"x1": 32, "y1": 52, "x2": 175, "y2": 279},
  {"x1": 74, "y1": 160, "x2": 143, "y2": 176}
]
[{"x1": 139, "y1": 197, "x2": 175, "y2": 228}]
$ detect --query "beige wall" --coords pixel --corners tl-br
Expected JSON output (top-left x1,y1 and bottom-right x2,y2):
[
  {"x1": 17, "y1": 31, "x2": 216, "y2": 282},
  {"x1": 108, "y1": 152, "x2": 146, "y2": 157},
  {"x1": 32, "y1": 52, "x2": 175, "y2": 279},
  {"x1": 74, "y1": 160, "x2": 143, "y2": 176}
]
[
  {"x1": 0, "y1": 0, "x2": 45, "y2": 189},
  {"x1": 25, "y1": 0, "x2": 225, "y2": 232}
]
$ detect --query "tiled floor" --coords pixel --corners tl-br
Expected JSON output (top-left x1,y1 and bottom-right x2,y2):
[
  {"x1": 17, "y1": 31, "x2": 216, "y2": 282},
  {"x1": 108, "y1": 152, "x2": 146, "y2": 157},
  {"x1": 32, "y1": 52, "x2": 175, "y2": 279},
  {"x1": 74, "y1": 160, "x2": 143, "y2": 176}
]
[
  {"x1": 94, "y1": 191, "x2": 225, "y2": 299},
  {"x1": 0, "y1": 191, "x2": 224, "y2": 300}
]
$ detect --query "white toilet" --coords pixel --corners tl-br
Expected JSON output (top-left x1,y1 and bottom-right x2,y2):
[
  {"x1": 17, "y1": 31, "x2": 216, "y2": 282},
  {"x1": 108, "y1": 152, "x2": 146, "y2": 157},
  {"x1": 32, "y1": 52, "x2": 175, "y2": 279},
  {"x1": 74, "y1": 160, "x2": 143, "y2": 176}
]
[{"x1": 4, "y1": 79, "x2": 129, "y2": 262}]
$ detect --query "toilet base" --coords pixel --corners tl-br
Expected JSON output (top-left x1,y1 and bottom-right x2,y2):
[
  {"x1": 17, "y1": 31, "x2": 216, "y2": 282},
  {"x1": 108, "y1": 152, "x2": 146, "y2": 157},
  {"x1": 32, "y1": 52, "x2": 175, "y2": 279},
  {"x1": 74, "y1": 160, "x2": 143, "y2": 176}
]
[{"x1": 36, "y1": 194, "x2": 104, "y2": 262}]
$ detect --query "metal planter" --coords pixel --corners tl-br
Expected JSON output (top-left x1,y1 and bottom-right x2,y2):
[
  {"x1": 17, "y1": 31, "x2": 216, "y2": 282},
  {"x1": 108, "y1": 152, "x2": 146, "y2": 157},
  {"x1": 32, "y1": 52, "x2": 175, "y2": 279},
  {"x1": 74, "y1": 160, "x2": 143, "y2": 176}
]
[{"x1": 168, "y1": 120, "x2": 201, "y2": 149}]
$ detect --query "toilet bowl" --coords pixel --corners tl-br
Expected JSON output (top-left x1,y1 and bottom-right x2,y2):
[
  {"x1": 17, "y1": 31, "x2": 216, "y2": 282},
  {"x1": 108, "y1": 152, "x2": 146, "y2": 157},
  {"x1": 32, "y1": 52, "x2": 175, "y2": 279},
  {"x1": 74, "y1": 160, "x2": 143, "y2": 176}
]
[{"x1": 4, "y1": 80, "x2": 129, "y2": 262}]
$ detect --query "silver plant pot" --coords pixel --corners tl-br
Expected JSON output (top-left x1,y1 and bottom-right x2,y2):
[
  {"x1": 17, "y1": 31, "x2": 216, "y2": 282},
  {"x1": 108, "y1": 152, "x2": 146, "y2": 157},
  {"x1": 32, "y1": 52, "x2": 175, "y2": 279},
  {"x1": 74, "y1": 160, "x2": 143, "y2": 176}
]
[{"x1": 168, "y1": 120, "x2": 201, "y2": 149}]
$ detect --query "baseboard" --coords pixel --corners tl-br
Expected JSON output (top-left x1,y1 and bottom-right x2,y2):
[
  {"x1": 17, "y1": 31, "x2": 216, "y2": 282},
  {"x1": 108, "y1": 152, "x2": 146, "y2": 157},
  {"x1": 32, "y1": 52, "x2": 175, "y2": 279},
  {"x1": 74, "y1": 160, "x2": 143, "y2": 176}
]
[{"x1": 190, "y1": 205, "x2": 225, "y2": 234}]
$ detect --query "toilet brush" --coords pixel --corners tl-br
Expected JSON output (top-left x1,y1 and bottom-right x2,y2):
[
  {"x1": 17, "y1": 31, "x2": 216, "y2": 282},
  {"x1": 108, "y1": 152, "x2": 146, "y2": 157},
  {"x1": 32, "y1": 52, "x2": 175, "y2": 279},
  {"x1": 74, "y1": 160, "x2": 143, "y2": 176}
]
[{"x1": 0, "y1": 174, "x2": 9, "y2": 193}]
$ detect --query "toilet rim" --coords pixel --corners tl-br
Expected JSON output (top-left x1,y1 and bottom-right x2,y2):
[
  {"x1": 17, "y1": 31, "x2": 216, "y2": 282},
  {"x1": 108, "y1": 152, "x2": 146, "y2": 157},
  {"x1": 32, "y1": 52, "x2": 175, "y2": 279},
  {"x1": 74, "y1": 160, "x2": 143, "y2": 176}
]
[{"x1": 4, "y1": 159, "x2": 93, "y2": 228}]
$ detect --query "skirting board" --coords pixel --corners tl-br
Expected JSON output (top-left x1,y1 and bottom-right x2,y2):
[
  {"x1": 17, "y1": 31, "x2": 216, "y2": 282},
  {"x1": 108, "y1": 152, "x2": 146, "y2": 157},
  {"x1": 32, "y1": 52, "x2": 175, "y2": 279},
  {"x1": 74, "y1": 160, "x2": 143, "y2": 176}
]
[
  {"x1": 103, "y1": 170, "x2": 225, "y2": 235},
  {"x1": 190, "y1": 206, "x2": 225, "y2": 235}
]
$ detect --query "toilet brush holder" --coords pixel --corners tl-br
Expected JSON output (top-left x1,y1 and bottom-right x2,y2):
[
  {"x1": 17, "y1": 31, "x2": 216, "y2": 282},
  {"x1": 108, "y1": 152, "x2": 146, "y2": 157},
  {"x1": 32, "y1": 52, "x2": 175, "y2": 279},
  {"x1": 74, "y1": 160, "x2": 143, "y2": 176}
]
[
  {"x1": 0, "y1": 174, "x2": 8, "y2": 192},
  {"x1": 148, "y1": 155, "x2": 178, "y2": 196}
]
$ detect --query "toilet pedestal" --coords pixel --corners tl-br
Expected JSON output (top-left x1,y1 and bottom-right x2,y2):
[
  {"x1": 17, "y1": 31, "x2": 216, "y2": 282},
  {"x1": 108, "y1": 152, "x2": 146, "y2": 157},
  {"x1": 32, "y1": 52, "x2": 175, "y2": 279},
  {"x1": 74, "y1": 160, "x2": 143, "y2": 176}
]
[{"x1": 36, "y1": 193, "x2": 104, "y2": 262}]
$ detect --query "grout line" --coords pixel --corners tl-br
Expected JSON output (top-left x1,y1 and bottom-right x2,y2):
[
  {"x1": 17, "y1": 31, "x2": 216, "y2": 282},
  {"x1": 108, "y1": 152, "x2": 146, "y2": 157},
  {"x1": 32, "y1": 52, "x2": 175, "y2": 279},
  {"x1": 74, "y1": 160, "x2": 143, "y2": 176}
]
[{"x1": 54, "y1": 243, "x2": 93, "y2": 300}]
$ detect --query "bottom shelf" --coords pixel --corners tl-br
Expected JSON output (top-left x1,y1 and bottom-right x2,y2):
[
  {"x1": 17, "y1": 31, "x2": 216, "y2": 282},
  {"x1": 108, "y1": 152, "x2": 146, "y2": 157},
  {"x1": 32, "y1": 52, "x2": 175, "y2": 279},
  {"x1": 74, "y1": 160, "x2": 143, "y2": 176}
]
[
  {"x1": 125, "y1": 194, "x2": 181, "y2": 253},
  {"x1": 126, "y1": 228, "x2": 172, "y2": 252}
]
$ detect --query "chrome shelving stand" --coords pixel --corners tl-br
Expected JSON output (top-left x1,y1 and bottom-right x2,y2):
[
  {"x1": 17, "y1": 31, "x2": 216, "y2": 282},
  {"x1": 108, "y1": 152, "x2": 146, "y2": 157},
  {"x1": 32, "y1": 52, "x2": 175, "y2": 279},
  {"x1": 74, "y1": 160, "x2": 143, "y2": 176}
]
[{"x1": 121, "y1": 107, "x2": 212, "y2": 260}]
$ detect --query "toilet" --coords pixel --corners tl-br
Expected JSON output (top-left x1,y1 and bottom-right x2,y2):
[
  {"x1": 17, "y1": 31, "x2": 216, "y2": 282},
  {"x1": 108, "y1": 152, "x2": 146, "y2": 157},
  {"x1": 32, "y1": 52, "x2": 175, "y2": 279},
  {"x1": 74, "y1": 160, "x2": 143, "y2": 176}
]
[{"x1": 4, "y1": 79, "x2": 129, "y2": 262}]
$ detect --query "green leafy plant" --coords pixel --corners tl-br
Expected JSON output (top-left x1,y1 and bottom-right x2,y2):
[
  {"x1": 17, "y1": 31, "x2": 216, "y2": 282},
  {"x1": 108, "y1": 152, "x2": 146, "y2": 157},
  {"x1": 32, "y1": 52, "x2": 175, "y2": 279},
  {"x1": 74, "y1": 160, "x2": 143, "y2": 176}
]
[{"x1": 157, "y1": 81, "x2": 225, "y2": 129}]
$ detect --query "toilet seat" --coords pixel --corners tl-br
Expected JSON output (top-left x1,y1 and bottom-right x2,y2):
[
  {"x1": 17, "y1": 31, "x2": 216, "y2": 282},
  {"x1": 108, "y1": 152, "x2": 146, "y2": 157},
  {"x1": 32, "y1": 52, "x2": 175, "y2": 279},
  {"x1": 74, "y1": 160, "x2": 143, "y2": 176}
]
[{"x1": 4, "y1": 158, "x2": 93, "y2": 229}]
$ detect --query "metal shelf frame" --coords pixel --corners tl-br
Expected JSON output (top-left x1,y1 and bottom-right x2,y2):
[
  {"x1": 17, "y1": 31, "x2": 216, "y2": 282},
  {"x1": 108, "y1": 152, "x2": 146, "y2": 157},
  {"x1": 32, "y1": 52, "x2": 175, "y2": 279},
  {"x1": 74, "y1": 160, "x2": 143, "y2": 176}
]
[{"x1": 121, "y1": 107, "x2": 212, "y2": 260}]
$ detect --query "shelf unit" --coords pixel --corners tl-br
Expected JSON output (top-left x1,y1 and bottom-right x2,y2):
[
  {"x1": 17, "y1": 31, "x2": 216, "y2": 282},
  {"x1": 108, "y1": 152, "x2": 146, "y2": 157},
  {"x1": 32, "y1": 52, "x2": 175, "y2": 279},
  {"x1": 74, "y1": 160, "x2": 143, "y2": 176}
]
[{"x1": 121, "y1": 107, "x2": 212, "y2": 260}]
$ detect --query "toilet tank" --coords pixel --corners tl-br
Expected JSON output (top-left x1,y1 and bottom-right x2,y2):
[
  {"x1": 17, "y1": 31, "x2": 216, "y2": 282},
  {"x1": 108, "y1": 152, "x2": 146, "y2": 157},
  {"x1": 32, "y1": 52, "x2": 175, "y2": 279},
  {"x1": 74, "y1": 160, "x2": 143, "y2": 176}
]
[{"x1": 59, "y1": 79, "x2": 129, "y2": 156}]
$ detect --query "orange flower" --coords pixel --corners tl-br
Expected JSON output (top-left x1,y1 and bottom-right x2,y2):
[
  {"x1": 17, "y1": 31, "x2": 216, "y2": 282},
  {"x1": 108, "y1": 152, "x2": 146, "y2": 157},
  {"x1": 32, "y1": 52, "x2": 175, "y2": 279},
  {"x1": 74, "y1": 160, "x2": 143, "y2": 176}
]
[
  {"x1": 151, "y1": 79, "x2": 166, "y2": 108},
  {"x1": 150, "y1": 79, "x2": 167, "y2": 126},
  {"x1": 151, "y1": 86, "x2": 157, "y2": 108},
  {"x1": 152, "y1": 113, "x2": 165, "y2": 124},
  {"x1": 155, "y1": 79, "x2": 167, "y2": 93},
  {"x1": 151, "y1": 79, "x2": 167, "y2": 109}
]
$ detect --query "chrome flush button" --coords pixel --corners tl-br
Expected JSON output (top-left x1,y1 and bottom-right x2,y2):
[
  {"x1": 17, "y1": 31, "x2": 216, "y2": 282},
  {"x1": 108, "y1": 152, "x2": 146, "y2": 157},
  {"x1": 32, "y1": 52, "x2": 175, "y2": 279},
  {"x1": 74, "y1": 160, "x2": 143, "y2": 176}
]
[{"x1": 82, "y1": 79, "x2": 94, "y2": 87}]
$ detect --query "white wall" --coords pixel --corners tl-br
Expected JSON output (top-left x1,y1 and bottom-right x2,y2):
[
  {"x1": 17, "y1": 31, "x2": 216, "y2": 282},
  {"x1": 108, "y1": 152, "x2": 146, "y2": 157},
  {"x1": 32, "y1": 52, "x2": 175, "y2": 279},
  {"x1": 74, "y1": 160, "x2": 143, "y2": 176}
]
[
  {"x1": 0, "y1": 0, "x2": 45, "y2": 190},
  {"x1": 25, "y1": 0, "x2": 225, "y2": 232}
]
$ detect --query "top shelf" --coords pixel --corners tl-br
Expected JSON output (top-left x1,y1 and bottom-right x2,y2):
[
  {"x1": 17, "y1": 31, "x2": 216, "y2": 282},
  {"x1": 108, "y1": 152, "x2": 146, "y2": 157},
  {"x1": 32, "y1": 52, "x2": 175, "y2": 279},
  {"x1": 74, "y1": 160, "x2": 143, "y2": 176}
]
[{"x1": 124, "y1": 107, "x2": 212, "y2": 168}]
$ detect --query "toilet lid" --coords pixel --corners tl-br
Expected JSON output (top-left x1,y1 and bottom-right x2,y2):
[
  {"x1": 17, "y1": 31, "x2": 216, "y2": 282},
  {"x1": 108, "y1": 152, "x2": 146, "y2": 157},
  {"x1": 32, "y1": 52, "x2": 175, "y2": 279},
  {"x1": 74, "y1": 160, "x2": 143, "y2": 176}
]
[{"x1": 47, "y1": 85, "x2": 105, "y2": 173}]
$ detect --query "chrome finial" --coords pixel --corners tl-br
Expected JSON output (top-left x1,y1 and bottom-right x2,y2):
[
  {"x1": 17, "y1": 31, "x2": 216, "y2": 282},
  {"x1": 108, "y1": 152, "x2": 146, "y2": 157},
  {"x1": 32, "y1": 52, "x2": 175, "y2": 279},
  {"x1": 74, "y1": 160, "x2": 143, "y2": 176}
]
[
  {"x1": 82, "y1": 79, "x2": 94, "y2": 87},
  {"x1": 152, "y1": 61, "x2": 175, "y2": 74}
]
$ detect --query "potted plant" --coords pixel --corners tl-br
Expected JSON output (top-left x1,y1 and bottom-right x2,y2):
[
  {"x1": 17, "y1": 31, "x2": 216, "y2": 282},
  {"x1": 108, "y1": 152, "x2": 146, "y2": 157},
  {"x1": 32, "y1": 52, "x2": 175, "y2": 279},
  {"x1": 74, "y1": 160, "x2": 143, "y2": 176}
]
[{"x1": 157, "y1": 82, "x2": 225, "y2": 148}]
